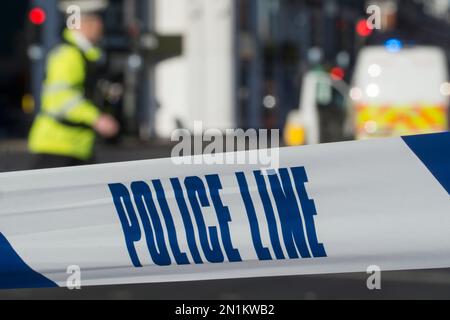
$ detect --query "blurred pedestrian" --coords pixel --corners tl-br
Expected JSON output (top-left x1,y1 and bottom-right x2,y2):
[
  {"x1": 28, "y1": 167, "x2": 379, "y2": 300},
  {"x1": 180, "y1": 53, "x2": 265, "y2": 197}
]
[{"x1": 29, "y1": 0, "x2": 120, "y2": 169}]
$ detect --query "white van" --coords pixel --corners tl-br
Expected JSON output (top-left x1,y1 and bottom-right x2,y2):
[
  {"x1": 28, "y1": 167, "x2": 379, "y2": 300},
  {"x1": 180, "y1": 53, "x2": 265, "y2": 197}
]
[
  {"x1": 284, "y1": 44, "x2": 449, "y2": 145},
  {"x1": 351, "y1": 44, "x2": 449, "y2": 140}
]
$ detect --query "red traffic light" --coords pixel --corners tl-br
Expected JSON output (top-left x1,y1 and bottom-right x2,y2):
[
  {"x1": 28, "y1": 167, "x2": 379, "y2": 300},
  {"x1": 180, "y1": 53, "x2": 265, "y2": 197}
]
[
  {"x1": 29, "y1": 7, "x2": 46, "y2": 25},
  {"x1": 356, "y1": 19, "x2": 373, "y2": 38},
  {"x1": 330, "y1": 67, "x2": 345, "y2": 81}
]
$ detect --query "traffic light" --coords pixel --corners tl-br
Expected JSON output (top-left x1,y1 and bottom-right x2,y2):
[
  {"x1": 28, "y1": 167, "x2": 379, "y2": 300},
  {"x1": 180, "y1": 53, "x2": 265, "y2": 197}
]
[
  {"x1": 29, "y1": 7, "x2": 47, "y2": 26},
  {"x1": 27, "y1": 6, "x2": 47, "y2": 49},
  {"x1": 330, "y1": 67, "x2": 345, "y2": 81},
  {"x1": 356, "y1": 19, "x2": 373, "y2": 38}
]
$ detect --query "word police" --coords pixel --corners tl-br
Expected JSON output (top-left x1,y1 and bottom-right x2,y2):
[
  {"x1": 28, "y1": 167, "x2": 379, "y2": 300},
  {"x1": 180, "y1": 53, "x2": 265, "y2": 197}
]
[{"x1": 109, "y1": 166, "x2": 327, "y2": 267}]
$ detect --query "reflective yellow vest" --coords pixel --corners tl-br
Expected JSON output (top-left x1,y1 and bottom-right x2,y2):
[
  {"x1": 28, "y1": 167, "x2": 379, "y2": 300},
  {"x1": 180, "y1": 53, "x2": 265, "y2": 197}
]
[{"x1": 29, "y1": 29, "x2": 103, "y2": 161}]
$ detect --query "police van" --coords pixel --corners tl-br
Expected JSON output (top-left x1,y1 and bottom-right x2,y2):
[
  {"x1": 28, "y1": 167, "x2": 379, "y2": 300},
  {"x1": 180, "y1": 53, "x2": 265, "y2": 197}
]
[
  {"x1": 284, "y1": 41, "x2": 450, "y2": 145},
  {"x1": 351, "y1": 42, "x2": 449, "y2": 140}
]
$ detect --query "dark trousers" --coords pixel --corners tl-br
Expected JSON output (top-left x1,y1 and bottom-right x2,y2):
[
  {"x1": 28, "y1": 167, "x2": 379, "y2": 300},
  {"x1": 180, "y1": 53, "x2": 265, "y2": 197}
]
[{"x1": 32, "y1": 154, "x2": 94, "y2": 170}]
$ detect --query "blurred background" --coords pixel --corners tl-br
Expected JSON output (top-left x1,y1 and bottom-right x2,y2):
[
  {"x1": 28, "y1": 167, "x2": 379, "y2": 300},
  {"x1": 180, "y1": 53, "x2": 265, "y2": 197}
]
[{"x1": 0, "y1": 0, "x2": 450, "y2": 299}]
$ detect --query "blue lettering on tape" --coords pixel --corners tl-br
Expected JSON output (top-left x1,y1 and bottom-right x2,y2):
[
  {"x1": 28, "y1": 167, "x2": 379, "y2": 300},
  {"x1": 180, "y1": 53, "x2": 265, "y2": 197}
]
[
  {"x1": 206, "y1": 175, "x2": 242, "y2": 263},
  {"x1": 109, "y1": 166, "x2": 327, "y2": 267},
  {"x1": 131, "y1": 181, "x2": 172, "y2": 266},
  {"x1": 185, "y1": 176, "x2": 225, "y2": 263},
  {"x1": 236, "y1": 172, "x2": 272, "y2": 261}
]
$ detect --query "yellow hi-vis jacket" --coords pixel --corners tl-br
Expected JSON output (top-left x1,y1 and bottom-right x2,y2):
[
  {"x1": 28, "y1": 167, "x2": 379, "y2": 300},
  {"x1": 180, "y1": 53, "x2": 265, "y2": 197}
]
[{"x1": 29, "y1": 29, "x2": 103, "y2": 161}]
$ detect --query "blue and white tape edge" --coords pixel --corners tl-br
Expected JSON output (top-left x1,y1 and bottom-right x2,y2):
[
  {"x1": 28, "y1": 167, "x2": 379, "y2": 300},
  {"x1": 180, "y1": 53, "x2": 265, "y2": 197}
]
[{"x1": 0, "y1": 133, "x2": 448, "y2": 290}]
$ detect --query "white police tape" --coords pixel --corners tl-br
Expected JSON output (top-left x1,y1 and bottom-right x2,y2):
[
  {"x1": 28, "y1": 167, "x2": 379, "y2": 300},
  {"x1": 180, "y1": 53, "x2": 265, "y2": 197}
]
[{"x1": 0, "y1": 133, "x2": 449, "y2": 290}]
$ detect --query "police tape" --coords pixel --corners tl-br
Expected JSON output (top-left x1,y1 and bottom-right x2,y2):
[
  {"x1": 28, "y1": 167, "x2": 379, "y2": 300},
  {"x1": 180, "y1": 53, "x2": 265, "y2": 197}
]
[{"x1": 0, "y1": 133, "x2": 449, "y2": 290}]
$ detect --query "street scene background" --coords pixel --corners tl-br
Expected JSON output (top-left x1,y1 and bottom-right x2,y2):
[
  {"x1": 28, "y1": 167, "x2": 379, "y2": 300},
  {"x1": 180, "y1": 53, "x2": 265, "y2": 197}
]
[{"x1": 0, "y1": 0, "x2": 449, "y2": 299}]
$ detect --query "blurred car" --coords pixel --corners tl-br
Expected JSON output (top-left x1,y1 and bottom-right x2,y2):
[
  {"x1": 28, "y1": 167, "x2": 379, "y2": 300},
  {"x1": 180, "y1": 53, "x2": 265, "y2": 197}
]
[
  {"x1": 284, "y1": 42, "x2": 449, "y2": 145},
  {"x1": 351, "y1": 42, "x2": 449, "y2": 140},
  {"x1": 284, "y1": 70, "x2": 350, "y2": 146}
]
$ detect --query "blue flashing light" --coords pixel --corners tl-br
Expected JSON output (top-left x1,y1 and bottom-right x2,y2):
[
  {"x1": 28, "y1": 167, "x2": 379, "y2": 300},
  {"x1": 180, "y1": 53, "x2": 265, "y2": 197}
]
[{"x1": 385, "y1": 39, "x2": 403, "y2": 53}]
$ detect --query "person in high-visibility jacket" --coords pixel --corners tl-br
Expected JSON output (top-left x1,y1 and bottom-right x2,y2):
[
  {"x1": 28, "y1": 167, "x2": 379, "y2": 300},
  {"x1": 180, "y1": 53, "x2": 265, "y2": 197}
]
[{"x1": 29, "y1": 0, "x2": 119, "y2": 169}]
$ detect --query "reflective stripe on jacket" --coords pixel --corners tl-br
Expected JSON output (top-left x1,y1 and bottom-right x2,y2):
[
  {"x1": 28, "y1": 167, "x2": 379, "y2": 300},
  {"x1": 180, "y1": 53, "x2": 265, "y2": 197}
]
[{"x1": 29, "y1": 29, "x2": 102, "y2": 161}]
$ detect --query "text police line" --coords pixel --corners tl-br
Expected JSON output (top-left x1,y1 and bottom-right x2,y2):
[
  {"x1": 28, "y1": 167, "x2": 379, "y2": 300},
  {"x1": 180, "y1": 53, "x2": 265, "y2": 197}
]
[{"x1": 109, "y1": 166, "x2": 327, "y2": 267}]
